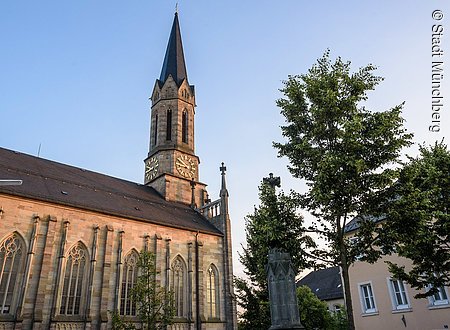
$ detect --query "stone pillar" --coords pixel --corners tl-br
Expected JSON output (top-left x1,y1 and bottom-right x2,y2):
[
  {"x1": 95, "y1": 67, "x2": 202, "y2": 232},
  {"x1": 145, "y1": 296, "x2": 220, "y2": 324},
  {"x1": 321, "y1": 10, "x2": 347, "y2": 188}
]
[
  {"x1": 266, "y1": 249, "x2": 304, "y2": 330},
  {"x1": 33, "y1": 215, "x2": 57, "y2": 327},
  {"x1": 99, "y1": 224, "x2": 114, "y2": 328}
]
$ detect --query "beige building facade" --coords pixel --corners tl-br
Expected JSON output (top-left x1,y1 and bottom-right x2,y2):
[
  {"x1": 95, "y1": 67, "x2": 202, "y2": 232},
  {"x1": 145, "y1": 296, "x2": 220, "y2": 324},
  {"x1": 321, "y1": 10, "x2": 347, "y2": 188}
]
[
  {"x1": 0, "y1": 12, "x2": 237, "y2": 330},
  {"x1": 349, "y1": 247, "x2": 449, "y2": 329}
]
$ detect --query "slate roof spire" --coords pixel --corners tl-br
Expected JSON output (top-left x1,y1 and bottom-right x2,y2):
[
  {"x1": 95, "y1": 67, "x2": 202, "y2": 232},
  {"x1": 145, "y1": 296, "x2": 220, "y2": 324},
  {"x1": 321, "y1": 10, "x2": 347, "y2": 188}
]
[{"x1": 159, "y1": 12, "x2": 188, "y2": 86}]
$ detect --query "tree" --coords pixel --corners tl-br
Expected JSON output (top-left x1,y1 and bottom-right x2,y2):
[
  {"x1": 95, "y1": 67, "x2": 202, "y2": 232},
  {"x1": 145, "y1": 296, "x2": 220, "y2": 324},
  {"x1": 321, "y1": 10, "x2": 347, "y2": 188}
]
[
  {"x1": 235, "y1": 277, "x2": 270, "y2": 330},
  {"x1": 112, "y1": 250, "x2": 175, "y2": 330},
  {"x1": 274, "y1": 50, "x2": 413, "y2": 329},
  {"x1": 236, "y1": 181, "x2": 313, "y2": 329},
  {"x1": 377, "y1": 141, "x2": 450, "y2": 297},
  {"x1": 297, "y1": 285, "x2": 348, "y2": 330},
  {"x1": 297, "y1": 285, "x2": 331, "y2": 330}
]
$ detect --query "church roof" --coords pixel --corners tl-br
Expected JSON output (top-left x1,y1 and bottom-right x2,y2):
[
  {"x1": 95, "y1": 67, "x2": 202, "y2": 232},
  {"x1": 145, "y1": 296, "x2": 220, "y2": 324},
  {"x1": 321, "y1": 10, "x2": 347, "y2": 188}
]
[
  {"x1": 297, "y1": 266, "x2": 344, "y2": 301},
  {"x1": 159, "y1": 13, "x2": 188, "y2": 86},
  {"x1": 0, "y1": 147, "x2": 222, "y2": 236}
]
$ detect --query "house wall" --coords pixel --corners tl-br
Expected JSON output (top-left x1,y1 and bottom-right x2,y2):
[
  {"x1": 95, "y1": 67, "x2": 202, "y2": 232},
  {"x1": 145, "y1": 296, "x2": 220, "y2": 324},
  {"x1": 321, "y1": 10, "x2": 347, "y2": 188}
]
[
  {"x1": 325, "y1": 298, "x2": 345, "y2": 313},
  {"x1": 349, "y1": 254, "x2": 450, "y2": 330},
  {"x1": 0, "y1": 193, "x2": 228, "y2": 330}
]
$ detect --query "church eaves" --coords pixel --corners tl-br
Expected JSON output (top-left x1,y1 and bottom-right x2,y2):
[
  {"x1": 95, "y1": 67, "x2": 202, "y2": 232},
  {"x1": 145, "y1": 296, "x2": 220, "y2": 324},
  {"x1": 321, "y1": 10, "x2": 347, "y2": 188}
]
[{"x1": 159, "y1": 13, "x2": 188, "y2": 87}]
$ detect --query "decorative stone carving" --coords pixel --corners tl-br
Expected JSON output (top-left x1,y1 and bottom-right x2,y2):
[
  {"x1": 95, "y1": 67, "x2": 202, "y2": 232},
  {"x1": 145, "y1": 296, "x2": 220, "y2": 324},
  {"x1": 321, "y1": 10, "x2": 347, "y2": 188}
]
[
  {"x1": 266, "y1": 249, "x2": 304, "y2": 330},
  {"x1": 54, "y1": 323, "x2": 84, "y2": 330}
]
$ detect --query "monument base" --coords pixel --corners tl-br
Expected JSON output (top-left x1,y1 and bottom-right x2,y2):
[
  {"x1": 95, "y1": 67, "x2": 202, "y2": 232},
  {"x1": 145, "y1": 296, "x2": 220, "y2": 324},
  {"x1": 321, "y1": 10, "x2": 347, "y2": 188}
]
[{"x1": 269, "y1": 324, "x2": 305, "y2": 330}]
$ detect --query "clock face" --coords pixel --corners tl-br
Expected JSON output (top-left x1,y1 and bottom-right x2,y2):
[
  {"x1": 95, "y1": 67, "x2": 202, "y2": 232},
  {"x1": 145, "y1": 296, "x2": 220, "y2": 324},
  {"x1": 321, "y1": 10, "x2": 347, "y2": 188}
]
[
  {"x1": 176, "y1": 155, "x2": 196, "y2": 178},
  {"x1": 145, "y1": 157, "x2": 159, "y2": 181}
]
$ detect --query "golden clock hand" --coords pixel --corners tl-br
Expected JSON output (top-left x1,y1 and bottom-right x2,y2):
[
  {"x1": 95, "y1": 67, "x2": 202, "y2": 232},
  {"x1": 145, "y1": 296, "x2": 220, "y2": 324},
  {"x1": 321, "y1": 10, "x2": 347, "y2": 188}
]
[{"x1": 176, "y1": 162, "x2": 189, "y2": 169}]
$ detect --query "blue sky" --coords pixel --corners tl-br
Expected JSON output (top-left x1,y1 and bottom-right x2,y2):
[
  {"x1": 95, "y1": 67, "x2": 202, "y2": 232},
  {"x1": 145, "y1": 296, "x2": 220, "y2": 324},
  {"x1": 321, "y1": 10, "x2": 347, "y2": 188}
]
[{"x1": 1, "y1": 1, "x2": 449, "y2": 276}]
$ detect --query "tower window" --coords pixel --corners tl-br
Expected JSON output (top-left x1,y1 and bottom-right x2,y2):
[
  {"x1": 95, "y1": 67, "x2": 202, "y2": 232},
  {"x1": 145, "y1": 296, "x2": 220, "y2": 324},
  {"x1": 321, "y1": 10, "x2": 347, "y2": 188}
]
[
  {"x1": 182, "y1": 110, "x2": 188, "y2": 144},
  {"x1": 166, "y1": 109, "x2": 172, "y2": 141},
  {"x1": 154, "y1": 114, "x2": 158, "y2": 146}
]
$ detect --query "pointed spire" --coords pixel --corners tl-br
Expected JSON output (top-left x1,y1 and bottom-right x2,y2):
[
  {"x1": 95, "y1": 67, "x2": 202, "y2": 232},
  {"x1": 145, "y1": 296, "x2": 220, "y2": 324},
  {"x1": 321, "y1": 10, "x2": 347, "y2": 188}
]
[
  {"x1": 159, "y1": 12, "x2": 188, "y2": 86},
  {"x1": 220, "y1": 162, "x2": 229, "y2": 197}
]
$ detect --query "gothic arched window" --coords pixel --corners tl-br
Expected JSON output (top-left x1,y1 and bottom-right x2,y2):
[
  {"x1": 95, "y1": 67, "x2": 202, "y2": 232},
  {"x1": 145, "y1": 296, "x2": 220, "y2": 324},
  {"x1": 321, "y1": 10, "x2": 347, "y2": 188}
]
[
  {"x1": 166, "y1": 109, "x2": 172, "y2": 141},
  {"x1": 182, "y1": 110, "x2": 188, "y2": 144},
  {"x1": 120, "y1": 250, "x2": 139, "y2": 316},
  {"x1": 206, "y1": 264, "x2": 219, "y2": 319},
  {"x1": 59, "y1": 242, "x2": 88, "y2": 315},
  {"x1": 0, "y1": 233, "x2": 25, "y2": 315},
  {"x1": 171, "y1": 256, "x2": 187, "y2": 317},
  {"x1": 154, "y1": 114, "x2": 159, "y2": 146}
]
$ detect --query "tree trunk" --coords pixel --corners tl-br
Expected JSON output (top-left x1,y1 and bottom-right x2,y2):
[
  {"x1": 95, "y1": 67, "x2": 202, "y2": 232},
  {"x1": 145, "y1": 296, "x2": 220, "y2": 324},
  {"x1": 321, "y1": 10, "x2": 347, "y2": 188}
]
[{"x1": 341, "y1": 260, "x2": 355, "y2": 330}]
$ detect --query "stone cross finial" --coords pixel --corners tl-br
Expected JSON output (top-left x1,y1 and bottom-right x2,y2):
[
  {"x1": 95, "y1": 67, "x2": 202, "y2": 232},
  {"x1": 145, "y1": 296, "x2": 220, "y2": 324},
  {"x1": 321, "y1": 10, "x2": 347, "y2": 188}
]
[
  {"x1": 263, "y1": 173, "x2": 280, "y2": 188},
  {"x1": 220, "y1": 162, "x2": 229, "y2": 198},
  {"x1": 220, "y1": 162, "x2": 227, "y2": 175}
]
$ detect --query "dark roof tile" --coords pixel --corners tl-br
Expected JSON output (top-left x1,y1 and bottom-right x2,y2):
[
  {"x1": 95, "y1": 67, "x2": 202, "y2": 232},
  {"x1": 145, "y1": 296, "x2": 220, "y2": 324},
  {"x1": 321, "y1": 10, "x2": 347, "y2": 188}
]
[
  {"x1": 0, "y1": 147, "x2": 222, "y2": 235},
  {"x1": 297, "y1": 266, "x2": 344, "y2": 301}
]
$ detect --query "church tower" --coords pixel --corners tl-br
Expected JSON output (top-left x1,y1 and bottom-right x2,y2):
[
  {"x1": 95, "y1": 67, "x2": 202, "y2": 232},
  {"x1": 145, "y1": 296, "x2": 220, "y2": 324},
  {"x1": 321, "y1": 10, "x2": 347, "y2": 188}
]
[{"x1": 144, "y1": 13, "x2": 206, "y2": 206}]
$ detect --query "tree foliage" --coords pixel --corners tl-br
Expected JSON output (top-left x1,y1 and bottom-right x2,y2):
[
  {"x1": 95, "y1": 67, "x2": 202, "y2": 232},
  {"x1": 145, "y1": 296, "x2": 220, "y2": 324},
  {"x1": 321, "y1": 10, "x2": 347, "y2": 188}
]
[
  {"x1": 377, "y1": 141, "x2": 450, "y2": 297},
  {"x1": 235, "y1": 277, "x2": 270, "y2": 330},
  {"x1": 240, "y1": 183, "x2": 313, "y2": 288},
  {"x1": 297, "y1": 285, "x2": 331, "y2": 330},
  {"x1": 297, "y1": 285, "x2": 348, "y2": 330},
  {"x1": 112, "y1": 251, "x2": 175, "y2": 330},
  {"x1": 274, "y1": 50, "x2": 413, "y2": 329},
  {"x1": 236, "y1": 181, "x2": 312, "y2": 329}
]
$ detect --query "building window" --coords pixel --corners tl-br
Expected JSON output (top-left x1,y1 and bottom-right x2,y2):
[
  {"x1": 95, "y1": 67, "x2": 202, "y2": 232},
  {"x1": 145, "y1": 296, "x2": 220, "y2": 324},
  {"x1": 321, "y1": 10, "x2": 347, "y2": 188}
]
[
  {"x1": 388, "y1": 278, "x2": 410, "y2": 310},
  {"x1": 171, "y1": 256, "x2": 186, "y2": 317},
  {"x1": 429, "y1": 285, "x2": 449, "y2": 306},
  {"x1": 60, "y1": 243, "x2": 88, "y2": 315},
  {"x1": 120, "y1": 251, "x2": 138, "y2": 316},
  {"x1": 153, "y1": 114, "x2": 159, "y2": 146},
  {"x1": 348, "y1": 236, "x2": 363, "y2": 261},
  {"x1": 166, "y1": 109, "x2": 172, "y2": 141},
  {"x1": 359, "y1": 282, "x2": 377, "y2": 314},
  {"x1": 0, "y1": 233, "x2": 25, "y2": 315},
  {"x1": 182, "y1": 110, "x2": 188, "y2": 144},
  {"x1": 206, "y1": 264, "x2": 219, "y2": 319}
]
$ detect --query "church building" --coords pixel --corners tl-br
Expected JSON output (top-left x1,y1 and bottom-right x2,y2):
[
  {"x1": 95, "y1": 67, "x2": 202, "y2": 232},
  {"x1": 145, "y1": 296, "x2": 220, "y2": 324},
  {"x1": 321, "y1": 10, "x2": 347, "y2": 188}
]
[{"x1": 0, "y1": 13, "x2": 237, "y2": 330}]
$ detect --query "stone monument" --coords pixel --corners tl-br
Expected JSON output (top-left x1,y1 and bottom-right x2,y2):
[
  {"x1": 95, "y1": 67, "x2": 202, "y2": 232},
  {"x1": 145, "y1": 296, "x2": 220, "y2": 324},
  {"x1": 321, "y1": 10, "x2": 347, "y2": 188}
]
[
  {"x1": 267, "y1": 249, "x2": 304, "y2": 329},
  {"x1": 263, "y1": 173, "x2": 304, "y2": 330}
]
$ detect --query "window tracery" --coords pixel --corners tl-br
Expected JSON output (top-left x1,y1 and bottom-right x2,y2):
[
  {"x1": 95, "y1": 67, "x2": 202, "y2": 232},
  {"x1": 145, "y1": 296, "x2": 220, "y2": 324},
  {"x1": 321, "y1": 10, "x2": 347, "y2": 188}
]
[
  {"x1": 120, "y1": 251, "x2": 139, "y2": 316},
  {"x1": 206, "y1": 264, "x2": 219, "y2": 319},
  {"x1": 171, "y1": 257, "x2": 186, "y2": 317},
  {"x1": 0, "y1": 234, "x2": 24, "y2": 315},
  {"x1": 59, "y1": 243, "x2": 88, "y2": 315}
]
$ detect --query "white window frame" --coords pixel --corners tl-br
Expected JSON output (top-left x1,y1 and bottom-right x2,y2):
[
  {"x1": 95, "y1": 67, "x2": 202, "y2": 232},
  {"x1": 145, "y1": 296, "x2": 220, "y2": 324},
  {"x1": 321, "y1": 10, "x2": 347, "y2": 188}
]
[
  {"x1": 387, "y1": 278, "x2": 410, "y2": 311},
  {"x1": 358, "y1": 281, "x2": 377, "y2": 314},
  {"x1": 428, "y1": 285, "x2": 449, "y2": 307}
]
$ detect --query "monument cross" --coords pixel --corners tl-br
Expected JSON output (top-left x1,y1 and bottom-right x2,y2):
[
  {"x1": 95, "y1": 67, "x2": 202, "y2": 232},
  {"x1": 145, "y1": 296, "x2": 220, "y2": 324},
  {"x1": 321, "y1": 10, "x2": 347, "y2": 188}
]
[{"x1": 263, "y1": 173, "x2": 280, "y2": 188}]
